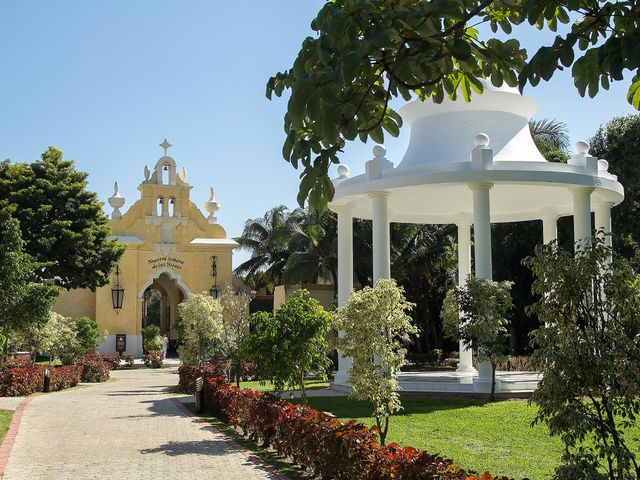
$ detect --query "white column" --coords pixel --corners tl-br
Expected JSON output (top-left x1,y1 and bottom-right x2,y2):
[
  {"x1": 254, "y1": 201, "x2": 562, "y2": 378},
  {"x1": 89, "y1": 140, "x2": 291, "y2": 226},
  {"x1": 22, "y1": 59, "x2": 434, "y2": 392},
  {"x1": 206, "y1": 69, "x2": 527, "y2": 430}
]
[
  {"x1": 470, "y1": 182, "x2": 493, "y2": 388},
  {"x1": 594, "y1": 202, "x2": 614, "y2": 264},
  {"x1": 456, "y1": 221, "x2": 475, "y2": 373},
  {"x1": 572, "y1": 187, "x2": 594, "y2": 252},
  {"x1": 594, "y1": 202, "x2": 613, "y2": 248},
  {"x1": 541, "y1": 213, "x2": 558, "y2": 244},
  {"x1": 370, "y1": 192, "x2": 391, "y2": 282},
  {"x1": 470, "y1": 183, "x2": 493, "y2": 280},
  {"x1": 334, "y1": 207, "x2": 353, "y2": 386}
]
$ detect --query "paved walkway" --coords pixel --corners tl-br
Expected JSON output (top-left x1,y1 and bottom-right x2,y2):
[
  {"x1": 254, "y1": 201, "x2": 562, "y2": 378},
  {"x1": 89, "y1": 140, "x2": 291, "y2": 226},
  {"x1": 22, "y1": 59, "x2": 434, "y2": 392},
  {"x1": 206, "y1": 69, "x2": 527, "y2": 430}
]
[{"x1": 2, "y1": 367, "x2": 287, "y2": 479}]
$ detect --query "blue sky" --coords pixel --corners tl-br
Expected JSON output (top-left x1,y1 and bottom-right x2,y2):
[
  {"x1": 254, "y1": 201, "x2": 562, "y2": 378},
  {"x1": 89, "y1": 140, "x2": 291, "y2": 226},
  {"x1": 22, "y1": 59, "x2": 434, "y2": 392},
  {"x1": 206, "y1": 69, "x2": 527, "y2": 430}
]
[{"x1": 0, "y1": 1, "x2": 636, "y2": 268}]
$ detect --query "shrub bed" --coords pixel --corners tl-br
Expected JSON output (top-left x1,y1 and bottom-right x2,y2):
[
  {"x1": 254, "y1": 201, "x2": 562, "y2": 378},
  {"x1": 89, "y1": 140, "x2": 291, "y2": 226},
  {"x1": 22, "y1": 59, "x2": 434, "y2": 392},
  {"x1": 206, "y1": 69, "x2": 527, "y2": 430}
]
[
  {"x1": 120, "y1": 353, "x2": 134, "y2": 368},
  {"x1": 0, "y1": 366, "x2": 45, "y2": 396},
  {"x1": 178, "y1": 359, "x2": 228, "y2": 394},
  {"x1": 96, "y1": 354, "x2": 121, "y2": 370},
  {"x1": 81, "y1": 357, "x2": 110, "y2": 383},
  {"x1": 199, "y1": 366, "x2": 514, "y2": 480},
  {"x1": 48, "y1": 365, "x2": 82, "y2": 392},
  {"x1": 143, "y1": 351, "x2": 163, "y2": 368}
]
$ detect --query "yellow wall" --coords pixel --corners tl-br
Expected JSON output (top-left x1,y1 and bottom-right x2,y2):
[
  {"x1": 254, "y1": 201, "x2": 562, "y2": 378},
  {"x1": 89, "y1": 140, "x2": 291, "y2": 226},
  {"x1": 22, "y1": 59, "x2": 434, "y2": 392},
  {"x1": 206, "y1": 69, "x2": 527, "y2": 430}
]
[
  {"x1": 52, "y1": 288, "x2": 96, "y2": 320},
  {"x1": 273, "y1": 284, "x2": 335, "y2": 311}
]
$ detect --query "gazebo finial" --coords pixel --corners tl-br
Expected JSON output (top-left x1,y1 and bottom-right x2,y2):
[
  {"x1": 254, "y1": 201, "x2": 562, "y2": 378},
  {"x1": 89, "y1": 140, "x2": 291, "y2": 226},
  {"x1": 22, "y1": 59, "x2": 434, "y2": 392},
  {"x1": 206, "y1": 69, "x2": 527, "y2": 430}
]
[
  {"x1": 475, "y1": 133, "x2": 490, "y2": 148},
  {"x1": 575, "y1": 140, "x2": 590, "y2": 155}
]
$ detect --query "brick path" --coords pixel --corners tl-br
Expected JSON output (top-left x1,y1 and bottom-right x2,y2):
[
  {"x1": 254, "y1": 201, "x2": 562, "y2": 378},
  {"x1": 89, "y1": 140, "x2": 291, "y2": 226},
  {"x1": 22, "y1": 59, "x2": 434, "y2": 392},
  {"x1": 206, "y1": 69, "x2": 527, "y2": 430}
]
[{"x1": 2, "y1": 367, "x2": 287, "y2": 479}]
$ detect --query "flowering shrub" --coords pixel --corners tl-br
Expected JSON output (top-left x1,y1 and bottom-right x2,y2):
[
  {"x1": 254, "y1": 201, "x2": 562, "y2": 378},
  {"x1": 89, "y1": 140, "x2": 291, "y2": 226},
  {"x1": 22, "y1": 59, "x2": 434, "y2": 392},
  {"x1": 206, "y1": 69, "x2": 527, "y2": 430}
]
[
  {"x1": 48, "y1": 365, "x2": 82, "y2": 391},
  {"x1": 178, "y1": 358, "x2": 228, "y2": 394},
  {"x1": 143, "y1": 351, "x2": 163, "y2": 368},
  {"x1": 81, "y1": 357, "x2": 110, "y2": 382},
  {"x1": 200, "y1": 374, "x2": 516, "y2": 480},
  {"x1": 120, "y1": 353, "x2": 134, "y2": 368},
  {"x1": 0, "y1": 366, "x2": 45, "y2": 396}
]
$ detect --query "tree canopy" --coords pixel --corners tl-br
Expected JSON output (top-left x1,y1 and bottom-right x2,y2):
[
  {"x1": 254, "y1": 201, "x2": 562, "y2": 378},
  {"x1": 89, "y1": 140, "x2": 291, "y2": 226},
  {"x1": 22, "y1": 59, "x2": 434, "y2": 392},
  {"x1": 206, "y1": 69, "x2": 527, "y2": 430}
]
[
  {"x1": 243, "y1": 289, "x2": 332, "y2": 401},
  {"x1": 590, "y1": 114, "x2": 640, "y2": 254},
  {"x1": 524, "y1": 238, "x2": 640, "y2": 479},
  {"x1": 0, "y1": 147, "x2": 124, "y2": 290},
  {"x1": 268, "y1": 0, "x2": 640, "y2": 209},
  {"x1": 0, "y1": 207, "x2": 60, "y2": 352}
]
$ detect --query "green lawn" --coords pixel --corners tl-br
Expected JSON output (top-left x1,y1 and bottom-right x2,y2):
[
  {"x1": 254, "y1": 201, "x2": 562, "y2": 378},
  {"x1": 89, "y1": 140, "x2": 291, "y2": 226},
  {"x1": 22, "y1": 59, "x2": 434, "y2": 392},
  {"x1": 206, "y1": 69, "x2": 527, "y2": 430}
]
[
  {"x1": 0, "y1": 410, "x2": 12, "y2": 443},
  {"x1": 239, "y1": 378, "x2": 330, "y2": 392},
  {"x1": 301, "y1": 396, "x2": 562, "y2": 480}
]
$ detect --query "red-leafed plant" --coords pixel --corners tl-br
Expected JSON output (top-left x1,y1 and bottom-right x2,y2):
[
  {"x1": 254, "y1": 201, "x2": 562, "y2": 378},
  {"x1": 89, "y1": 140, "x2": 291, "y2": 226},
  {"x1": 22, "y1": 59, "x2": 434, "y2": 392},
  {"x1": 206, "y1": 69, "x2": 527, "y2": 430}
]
[
  {"x1": 0, "y1": 366, "x2": 45, "y2": 396},
  {"x1": 81, "y1": 357, "x2": 110, "y2": 382},
  {"x1": 197, "y1": 373, "x2": 518, "y2": 480},
  {"x1": 120, "y1": 353, "x2": 134, "y2": 368},
  {"x1": 143, "y1": 351, "x2": 163, "y2": 368},
  {"x1": 48, "y1": 365, "x2": 82, "y2": 391},
  {"x1": 178, "y1": 358, "x2": 229, "y2": 393}
]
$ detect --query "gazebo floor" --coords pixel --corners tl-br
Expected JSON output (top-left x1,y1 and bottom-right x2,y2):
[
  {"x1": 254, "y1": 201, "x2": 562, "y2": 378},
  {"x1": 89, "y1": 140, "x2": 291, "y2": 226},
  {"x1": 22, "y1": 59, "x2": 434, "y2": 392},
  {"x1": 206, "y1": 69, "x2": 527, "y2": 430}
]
[{"x1": 331, "y1": 370, "x2": 541, "y2": 399}]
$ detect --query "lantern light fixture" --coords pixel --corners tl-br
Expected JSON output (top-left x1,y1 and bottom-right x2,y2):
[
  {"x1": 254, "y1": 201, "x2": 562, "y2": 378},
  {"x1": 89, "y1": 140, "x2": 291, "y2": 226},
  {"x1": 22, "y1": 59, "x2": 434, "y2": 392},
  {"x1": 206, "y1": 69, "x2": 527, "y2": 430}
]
[{"x1": 111, "y1": 265, "x2": 124, "y2": 313}]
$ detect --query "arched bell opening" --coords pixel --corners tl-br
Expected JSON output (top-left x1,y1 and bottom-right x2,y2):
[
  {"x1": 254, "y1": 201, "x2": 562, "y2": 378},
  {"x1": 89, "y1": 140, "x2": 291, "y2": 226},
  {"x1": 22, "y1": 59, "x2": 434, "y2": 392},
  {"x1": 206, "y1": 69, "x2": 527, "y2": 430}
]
[{"x1": 156, "y1": 196, "x2": 164, "y2": 217}]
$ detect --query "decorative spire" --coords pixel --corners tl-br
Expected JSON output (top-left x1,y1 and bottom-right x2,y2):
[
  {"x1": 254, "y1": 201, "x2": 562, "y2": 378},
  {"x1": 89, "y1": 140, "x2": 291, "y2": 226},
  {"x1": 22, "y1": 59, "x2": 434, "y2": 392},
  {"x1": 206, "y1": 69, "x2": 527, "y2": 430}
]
[
  {"x1": 144, "y1": 165, "x2": 150, "y2": 181},
  {"x1": 204, "y1": 187, "x2": 220, "y2": 224},
  {"x1": 160, "y1": 139, "x2": 172, "y2": 156},
  {"x1": 108, "y1": 182, "x2": 125, "y2": 220}
]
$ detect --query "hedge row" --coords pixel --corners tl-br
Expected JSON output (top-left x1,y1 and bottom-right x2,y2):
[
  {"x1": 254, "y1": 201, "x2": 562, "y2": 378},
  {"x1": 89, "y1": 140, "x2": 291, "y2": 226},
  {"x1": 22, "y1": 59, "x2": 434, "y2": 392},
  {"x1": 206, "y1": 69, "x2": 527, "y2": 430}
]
[
  {"x1": 0, "y1": 365, "x2": 46, "y2": 396},
  {"x1": 181, "y1": 361, "x2": 516, "y2": 480},
  {"x1": 48, "y1": 365, "x2": 82, "y2": 391},
  {"x1": 81, "y1": 357, "x2": 110, "y2": 383},
  {"x1": 178, "y1": 361, "x2": 228, "y2": 394}
]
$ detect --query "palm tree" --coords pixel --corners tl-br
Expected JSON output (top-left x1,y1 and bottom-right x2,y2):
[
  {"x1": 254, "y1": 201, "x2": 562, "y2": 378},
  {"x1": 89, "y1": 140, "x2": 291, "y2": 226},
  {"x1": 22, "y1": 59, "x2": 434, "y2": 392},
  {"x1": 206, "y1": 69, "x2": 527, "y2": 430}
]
[
  {"x1": 284, "y1": 209, "x2": 338, "y2": 291},
  {"x1": 529, "y1": 118, "x2": 570, "y2": 161},
  {"x1": 234, "y1": 205, "x2": 294, "y2": 293}
]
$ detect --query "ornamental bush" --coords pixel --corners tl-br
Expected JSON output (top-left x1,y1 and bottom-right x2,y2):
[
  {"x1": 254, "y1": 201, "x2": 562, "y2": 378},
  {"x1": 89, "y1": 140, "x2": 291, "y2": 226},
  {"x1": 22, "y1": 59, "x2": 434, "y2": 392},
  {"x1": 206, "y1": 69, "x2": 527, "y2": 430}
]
[
  {"x1": 0, "y1": 366, "x2": 45, "y2": 396},
  {"x1": 199, "y1": 374, "x2": 515, "y2": 480},
  {"x1": 143, "y1": 351, "x2": 163, "y2": 368},
  {"x1": 177, "y1": 359, "x2": 228, "y2": 394},
  {"x1": 48, "y1": 365, "x2": 82, "y2": 391},
  {"x1": 81, "y1": 357, "x2": 110, "y2": 383},
  {"x1": 94, "y1": 354, "x2": 121, "y2": 370}
]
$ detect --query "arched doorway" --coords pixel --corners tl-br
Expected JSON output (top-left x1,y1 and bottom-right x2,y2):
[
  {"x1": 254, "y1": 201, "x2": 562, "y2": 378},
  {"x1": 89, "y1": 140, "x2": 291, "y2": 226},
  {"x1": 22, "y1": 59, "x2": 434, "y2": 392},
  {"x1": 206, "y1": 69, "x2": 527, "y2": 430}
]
[{"x1": 141, "y1": 272, "x2": 186, "y2": 357}]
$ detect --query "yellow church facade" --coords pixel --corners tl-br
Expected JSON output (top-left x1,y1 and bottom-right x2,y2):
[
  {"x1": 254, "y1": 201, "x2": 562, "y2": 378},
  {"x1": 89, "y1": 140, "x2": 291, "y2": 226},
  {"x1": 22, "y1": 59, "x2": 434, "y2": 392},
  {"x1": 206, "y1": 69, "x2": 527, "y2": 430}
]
[{"x1": 54, "y1": 141, "x2": 236, "y2": 357}]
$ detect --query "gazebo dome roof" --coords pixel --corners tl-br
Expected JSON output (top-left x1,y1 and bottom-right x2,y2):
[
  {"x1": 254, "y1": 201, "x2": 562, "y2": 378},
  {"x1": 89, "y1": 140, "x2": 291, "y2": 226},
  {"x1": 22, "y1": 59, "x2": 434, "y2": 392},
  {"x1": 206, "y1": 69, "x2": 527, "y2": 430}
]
[
  {"x1": 399, "y1": 81, "x2": 545, "y2": 168},
  {"x1": 329, "y1": 82, "x2": 624, "y2": 225}
]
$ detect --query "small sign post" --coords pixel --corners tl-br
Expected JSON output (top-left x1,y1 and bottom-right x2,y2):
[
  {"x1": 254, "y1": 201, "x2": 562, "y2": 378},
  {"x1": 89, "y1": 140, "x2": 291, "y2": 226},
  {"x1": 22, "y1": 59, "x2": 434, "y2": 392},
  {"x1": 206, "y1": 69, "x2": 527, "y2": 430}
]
[{"x1": 116, "y1": 334, "x2": 126, "y2": 355}]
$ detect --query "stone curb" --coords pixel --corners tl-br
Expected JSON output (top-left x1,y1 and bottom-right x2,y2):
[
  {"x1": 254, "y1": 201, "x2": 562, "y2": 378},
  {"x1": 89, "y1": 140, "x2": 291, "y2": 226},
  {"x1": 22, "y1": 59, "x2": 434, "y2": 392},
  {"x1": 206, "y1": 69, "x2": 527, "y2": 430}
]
[
  {"x1": 170, "y1": 397, "x2": 290, "y2": 480},
  {"x1": 0, "y1": 397, "x2": 32, "y2": 479}
]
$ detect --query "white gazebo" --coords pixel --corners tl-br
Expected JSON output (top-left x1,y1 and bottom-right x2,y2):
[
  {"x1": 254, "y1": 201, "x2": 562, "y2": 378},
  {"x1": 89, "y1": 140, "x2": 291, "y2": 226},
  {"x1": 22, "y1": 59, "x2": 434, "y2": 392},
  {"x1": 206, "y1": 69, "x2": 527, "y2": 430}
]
[{"x1": 329, "y1": 82, "x2": 624, "y2": 394}]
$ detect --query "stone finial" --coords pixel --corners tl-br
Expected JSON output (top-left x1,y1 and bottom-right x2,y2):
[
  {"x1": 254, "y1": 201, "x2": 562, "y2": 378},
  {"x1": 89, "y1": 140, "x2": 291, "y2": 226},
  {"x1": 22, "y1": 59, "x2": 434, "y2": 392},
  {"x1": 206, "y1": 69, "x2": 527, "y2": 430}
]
[
  {"x1": 373, "y1": 145, "x2": 386, "y2": 158},
  {"x1": 575, "y1": 140, "x2": 590, "y2": 155},
  {"x1": 366, "y1": 145, "x2": 394, "y2": 179},
  {"x1": 598, "y1": 159, "x2": 610, "y2": 172},
  {"x1": 475, "y1": 133, "x2": 490, "y2": 148},
  {"x1": 204, "y1": 187, "x2": 220, "y2": 224},
  {"x1": 337, "y1": 164, "x2": 350, "y2": 179},
  {"x1": 144, "y1": 165, "x2": 150, "y2": 181},
  {"x1": 180, "y1": 166, "x2": 187, "y2": 181},
  {"x1": 108, "y1": 182, "x2": 125, "y2": 220}
]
